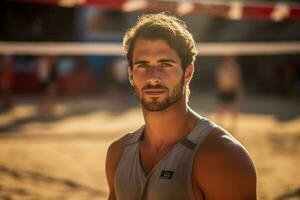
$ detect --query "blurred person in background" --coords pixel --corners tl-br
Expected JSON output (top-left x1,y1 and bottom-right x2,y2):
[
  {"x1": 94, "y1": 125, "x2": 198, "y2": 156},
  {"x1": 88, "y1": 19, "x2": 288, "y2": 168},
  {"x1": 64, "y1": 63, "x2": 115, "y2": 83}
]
[
  {"x1": 107, "y1": 57, "x2": 130, "y2": 103},
  {"x1": 0, "y1": 55, "x2": 14, "y2": 112},
  {"x1": 106, "y1": 13, "x2": 256, "y2": 200},
  {"x1": 37, "y1": 56, "x2": 58, "y2": 118},
  {"x1": 215, "y1": 56, "x2": 243, "y2": 134}
]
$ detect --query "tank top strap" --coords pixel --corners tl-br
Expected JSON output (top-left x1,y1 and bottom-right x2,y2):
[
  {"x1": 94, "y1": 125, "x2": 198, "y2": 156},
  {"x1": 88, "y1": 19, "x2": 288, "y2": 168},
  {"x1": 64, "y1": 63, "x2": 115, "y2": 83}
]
[
  {"x1": 186, "y1": 117, "x2": 216, "y2": 146},
  {"x1": 185, "y1": 117, "x2": 217, "y2": 200},
  {"x1": 123, "y1": 125, "x2": 145, "y2": 146}
]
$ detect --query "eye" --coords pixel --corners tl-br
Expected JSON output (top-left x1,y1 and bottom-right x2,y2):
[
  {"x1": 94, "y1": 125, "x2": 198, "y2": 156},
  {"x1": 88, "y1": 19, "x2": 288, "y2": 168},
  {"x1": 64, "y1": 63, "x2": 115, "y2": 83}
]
[
  {"x1": 136, "y1": 63, "x2": 148, "y2": 69},
  {"x1": 160, "y1": 62, "x2": 173, "y2": 68}
]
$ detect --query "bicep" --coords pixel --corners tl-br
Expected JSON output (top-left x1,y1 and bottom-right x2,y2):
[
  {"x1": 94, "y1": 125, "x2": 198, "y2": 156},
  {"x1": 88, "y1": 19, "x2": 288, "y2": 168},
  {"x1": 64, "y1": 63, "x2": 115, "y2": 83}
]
[
  {"x1": 205, "y1": 163, "x2": 256, "y2": 200},
  {"x1": 196, "y1": 144, "x2": 257, "y2": 200}
]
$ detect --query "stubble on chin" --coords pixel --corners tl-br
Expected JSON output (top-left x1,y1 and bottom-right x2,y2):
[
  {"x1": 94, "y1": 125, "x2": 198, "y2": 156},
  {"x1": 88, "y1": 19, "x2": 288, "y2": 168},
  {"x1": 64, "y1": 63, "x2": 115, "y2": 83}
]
[{"x1": 133, "y1": 80, "x2": 184, "y2": 112}]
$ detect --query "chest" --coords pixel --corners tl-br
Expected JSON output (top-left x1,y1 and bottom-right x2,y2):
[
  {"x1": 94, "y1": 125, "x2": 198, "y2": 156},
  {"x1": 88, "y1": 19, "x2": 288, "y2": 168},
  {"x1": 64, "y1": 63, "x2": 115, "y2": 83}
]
[
  {"x1": 139, "y1": 144, "x2": 172, "y2": 174},
  {"x1": 115, "y1": 142, "x2": 200, "y2": 200}
]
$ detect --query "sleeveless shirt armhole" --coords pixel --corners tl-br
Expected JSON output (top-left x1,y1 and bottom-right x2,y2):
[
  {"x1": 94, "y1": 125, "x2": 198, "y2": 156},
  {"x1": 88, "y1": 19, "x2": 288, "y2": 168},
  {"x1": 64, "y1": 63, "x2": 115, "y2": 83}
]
[
  {"x1": 113, "y1": 126, "x2": 145, "y2": 198},
  {"x1": 114, "y1": 126, "x2": 144, "y2": 176},
  {"x1": 186, "y1": 125, "x2": 218, "y2": 200},
  {"x1": 113, "y1": 128, "x2": 143, "y2": 191},
  {"x1": 113, "y1": 133, "x2": 132, "y2": 172}
]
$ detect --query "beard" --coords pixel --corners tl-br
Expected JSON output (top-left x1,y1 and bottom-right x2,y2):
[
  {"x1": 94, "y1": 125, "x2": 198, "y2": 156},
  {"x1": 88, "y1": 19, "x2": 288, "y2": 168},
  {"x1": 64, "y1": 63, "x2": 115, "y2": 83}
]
[{"x1": 133, "y1": 76, "x2": 185, "y2": 112}]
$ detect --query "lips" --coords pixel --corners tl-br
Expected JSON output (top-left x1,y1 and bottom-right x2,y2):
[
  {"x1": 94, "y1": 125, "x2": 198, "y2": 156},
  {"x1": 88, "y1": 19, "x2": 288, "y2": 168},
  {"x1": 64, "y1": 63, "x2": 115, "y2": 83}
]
[{"x1": 144, "y1": 89, "x2": 166, "y2": 96}]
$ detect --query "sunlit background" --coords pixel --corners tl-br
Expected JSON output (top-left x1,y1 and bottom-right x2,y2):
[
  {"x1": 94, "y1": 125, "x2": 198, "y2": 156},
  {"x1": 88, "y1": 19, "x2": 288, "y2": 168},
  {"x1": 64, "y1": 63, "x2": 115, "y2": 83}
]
[{"x1": 0, "y1": 0, "x2": 299, "y2": 199}]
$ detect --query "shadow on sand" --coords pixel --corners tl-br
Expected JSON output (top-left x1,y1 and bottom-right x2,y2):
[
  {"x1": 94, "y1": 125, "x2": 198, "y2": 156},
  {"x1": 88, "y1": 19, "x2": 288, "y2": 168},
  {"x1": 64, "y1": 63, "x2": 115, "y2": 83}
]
[
  {"x1": 275, "y1": 188, "x2": 300, "y2": 200},
  {"x1": 0, "y1": 96, "x2": 138, "y2": 134},
  {"x1": 0, "y1": 165, "x2": 105, "y2": 199}
]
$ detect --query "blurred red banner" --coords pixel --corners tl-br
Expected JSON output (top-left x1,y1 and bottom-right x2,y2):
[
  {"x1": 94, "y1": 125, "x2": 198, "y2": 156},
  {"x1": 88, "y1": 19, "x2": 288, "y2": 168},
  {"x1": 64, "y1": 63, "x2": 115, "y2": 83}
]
[{"x1": 10, "y1": 0, "x2": 300, "y2": 20}]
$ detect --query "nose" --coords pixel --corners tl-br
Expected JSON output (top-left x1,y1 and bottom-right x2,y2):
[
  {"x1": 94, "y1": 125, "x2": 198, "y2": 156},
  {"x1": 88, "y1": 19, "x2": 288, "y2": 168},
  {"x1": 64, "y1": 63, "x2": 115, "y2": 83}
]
[
  {"x1": 146, "y1": 67, "x2": 161, "y2": 85},
  {"x1": 147, "y1": 77, "x2": 160, "y2": 85}
]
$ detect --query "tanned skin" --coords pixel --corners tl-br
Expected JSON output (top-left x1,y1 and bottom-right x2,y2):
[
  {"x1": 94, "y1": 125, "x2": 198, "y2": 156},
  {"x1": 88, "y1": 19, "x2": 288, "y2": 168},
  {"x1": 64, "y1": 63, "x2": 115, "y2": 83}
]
[{"x1": 106, "y1": 39, "x2": 257, "y2": 200}]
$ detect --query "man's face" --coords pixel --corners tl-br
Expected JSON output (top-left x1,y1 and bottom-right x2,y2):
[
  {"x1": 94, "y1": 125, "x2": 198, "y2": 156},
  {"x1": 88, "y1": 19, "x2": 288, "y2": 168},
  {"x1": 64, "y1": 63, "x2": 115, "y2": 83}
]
[{"x1": 129, "y1": 38, "x2": 185, "y2": 112}]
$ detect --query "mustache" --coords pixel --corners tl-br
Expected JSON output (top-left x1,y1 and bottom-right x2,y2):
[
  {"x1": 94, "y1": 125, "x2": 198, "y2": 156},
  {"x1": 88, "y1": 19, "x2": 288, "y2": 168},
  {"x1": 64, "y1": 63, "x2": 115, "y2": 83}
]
[{"x1": 142, "y1": 84, "x2": 168, "y2": 90}]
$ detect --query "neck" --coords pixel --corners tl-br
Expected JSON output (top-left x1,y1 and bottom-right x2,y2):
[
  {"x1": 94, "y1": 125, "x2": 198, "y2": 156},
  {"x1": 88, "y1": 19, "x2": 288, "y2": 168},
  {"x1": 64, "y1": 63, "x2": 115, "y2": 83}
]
[{"x1": 141, "y1": 97, "x2": 198, "y2": 149}]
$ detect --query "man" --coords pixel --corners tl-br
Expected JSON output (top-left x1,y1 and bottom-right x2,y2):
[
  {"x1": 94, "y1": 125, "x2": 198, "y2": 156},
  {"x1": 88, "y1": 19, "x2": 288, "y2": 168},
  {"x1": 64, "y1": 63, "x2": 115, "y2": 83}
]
[
  {"x1": 106, "y1": 13, "x2": 256, "y2": 200},
  {"x1": 215, "y1": 56, "x2": 243, "y2": 133}
]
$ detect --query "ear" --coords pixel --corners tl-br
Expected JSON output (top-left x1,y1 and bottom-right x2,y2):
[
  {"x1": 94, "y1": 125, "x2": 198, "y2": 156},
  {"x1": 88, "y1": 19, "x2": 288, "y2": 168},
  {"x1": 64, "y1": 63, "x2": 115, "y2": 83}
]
[
  {"x1": 184, "y1": 64, "x2": 194, "y2": 84},
  {"x1": 128, "y1": 67, "x2": 134, "y2": 86}
]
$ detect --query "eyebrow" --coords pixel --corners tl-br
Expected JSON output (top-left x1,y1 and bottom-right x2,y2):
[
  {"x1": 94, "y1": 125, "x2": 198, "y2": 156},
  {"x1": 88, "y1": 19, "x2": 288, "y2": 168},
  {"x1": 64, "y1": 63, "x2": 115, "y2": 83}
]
[
  {"x1": 158, "y1": 59, "x2": 176, "y2": 63},
  {"x1": 133, "y1": 59, "x2": 176, "y2": 65},
  {"x1": 133, "y1": 60, "x2": 148, "y2": 65}
]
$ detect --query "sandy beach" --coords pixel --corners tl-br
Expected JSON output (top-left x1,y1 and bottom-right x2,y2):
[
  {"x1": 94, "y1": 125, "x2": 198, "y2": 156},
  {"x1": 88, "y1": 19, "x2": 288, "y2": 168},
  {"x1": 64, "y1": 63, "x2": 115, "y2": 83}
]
[{"x1": 0, "y1": 94, "x2": 299, "y2": 200}]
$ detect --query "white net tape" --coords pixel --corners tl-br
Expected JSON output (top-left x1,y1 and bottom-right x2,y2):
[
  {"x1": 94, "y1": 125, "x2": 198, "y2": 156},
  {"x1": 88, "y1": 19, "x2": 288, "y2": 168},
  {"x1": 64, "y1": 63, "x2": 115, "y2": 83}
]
[{"x1": 0, "y1": 41, "x2": 300, "y2": 56}]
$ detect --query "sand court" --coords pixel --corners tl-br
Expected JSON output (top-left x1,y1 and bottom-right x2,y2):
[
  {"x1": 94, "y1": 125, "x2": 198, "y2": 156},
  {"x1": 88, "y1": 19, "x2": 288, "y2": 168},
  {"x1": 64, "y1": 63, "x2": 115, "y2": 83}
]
[{"x1": 0, "y1": 94, "x2": 299, "y2": 200}]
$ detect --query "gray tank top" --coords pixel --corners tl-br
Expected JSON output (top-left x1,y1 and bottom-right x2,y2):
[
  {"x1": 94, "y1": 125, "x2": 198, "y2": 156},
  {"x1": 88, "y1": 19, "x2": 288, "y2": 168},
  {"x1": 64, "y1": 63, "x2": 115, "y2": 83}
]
[{"x1": 114, "y1": 117, "x2": 217, "y2": 200}]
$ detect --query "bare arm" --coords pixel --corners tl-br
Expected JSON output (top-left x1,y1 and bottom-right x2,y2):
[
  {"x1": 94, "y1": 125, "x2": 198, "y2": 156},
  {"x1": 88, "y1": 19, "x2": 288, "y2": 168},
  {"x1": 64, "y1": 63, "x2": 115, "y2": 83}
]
[
  {"x1": 195, "y1": 130, "x2": 257, "y2": 200},
  {"x1": 105, "y1": 135, "x2": 128, "y2": 200}
]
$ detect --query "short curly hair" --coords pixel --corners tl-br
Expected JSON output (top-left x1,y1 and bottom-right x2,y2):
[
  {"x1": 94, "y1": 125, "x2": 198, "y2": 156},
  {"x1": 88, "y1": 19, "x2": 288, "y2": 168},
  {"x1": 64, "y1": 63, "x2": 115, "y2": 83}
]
[{"x1": 123, "y1": 12, "x2": 197, "y2": 70}]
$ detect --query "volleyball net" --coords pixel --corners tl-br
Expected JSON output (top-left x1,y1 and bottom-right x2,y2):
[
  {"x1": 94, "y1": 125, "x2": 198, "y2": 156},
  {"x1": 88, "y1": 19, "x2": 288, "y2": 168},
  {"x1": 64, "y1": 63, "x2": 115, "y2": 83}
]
[{"x1": 1, "y1": 41, "x2": 300, "y2": 56}]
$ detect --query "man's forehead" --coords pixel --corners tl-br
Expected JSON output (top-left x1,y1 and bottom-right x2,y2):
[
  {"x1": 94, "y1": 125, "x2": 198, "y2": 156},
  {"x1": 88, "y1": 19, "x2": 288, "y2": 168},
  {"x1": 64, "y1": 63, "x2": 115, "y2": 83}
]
[
  {"x1": 133, "y1": 39, "x2": 178, "y2": 57},
  {"x1": 136, "y1": 38, "x2": 174, "y2": 47}
]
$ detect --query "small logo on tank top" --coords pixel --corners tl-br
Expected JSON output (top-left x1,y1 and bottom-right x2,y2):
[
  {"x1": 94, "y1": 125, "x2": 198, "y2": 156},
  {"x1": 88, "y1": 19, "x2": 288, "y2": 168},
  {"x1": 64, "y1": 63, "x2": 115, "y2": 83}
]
[{"x1": 160, "y1": 170, "x2": 174, "y2": 179}]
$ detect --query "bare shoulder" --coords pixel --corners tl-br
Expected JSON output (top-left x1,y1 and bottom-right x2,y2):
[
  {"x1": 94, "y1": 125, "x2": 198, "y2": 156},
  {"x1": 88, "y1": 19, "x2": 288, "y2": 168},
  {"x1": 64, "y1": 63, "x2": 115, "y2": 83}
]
[
  {"x1": 197, "y1": 128, "x2": 254, "y2": 164},
  {"x1": 106, "y1": 134, "x2": 130, "y2": 160},
  {"x1": 194, "y1": 128, "x2": 257, "y2": 200}
]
